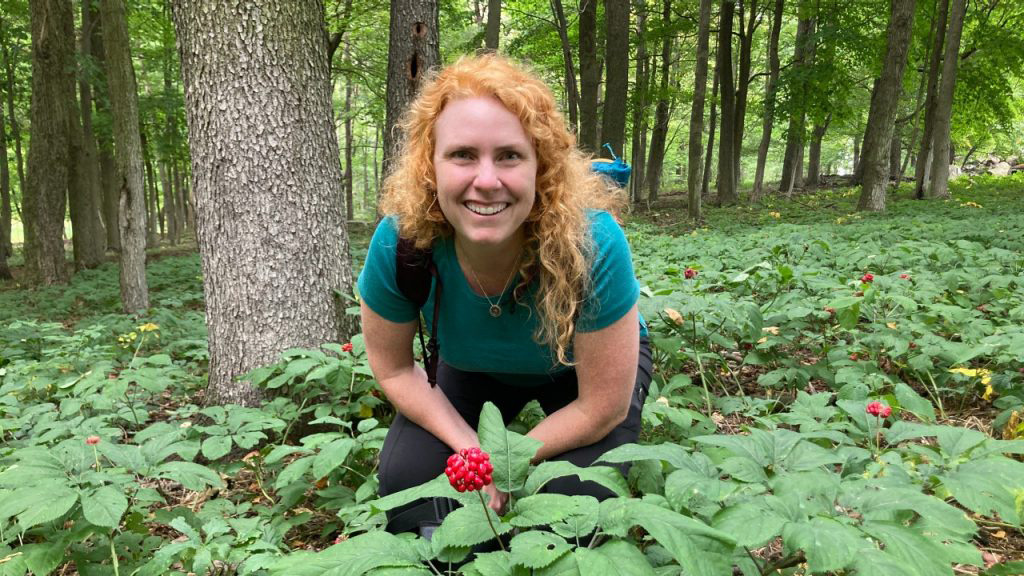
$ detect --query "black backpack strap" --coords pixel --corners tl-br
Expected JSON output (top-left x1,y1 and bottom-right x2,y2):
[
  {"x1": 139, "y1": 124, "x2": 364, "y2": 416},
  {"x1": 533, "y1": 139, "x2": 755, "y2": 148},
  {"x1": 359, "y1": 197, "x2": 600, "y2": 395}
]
[{"x1": 395, "y1": 238, "x2": 441, "y2": 387}]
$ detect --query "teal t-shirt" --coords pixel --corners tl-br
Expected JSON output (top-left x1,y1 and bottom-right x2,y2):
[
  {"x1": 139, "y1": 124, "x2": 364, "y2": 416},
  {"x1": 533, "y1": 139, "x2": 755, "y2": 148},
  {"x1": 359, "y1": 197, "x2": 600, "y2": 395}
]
[{"x1": 357, "y1": 211, "x2": 647, "y2": 386}]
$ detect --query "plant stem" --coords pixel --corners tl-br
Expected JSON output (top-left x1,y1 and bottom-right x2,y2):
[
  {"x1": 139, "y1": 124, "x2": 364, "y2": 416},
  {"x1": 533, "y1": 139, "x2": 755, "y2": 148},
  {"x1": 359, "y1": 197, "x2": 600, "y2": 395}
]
[
  {"x1": 477, "y1": 490, "x2": 506, "y2": 551},
  {"x1": 109, "y1": 535, "x2": 121, "y2": 576},
  {"x1": 925, "y1": 370, "x2": 946, "y2": 420},
  {"x1": 693, "y1": 350, "x2": 713, "y2": 416}
]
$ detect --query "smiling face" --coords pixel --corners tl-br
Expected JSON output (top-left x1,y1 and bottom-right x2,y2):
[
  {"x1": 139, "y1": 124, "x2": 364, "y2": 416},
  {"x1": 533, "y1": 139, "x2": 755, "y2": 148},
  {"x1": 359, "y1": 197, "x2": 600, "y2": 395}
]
[{"x1": 432, "y1": 96, "x2": 538, "y2": 253}]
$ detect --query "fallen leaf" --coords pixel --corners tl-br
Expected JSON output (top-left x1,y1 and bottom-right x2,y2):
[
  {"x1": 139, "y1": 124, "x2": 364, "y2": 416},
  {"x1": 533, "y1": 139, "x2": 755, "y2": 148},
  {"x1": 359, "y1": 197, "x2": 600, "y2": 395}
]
[{"x1": 664, "y1": 308, "x2": 684, "y2": 325}]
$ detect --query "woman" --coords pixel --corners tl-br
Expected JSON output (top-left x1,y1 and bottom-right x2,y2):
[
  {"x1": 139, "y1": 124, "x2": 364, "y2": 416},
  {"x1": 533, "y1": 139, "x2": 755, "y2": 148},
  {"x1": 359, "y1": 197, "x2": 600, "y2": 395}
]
[{"x1": 358, "y1": 54, "x2": 650, "y2": 533}]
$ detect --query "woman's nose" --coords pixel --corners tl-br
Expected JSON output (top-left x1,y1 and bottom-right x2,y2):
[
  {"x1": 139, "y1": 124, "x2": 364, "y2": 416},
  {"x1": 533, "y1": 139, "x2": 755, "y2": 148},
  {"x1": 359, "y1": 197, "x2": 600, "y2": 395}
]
[{"x1": 473, "y1": 159, "x2": 501, "y2": 191}]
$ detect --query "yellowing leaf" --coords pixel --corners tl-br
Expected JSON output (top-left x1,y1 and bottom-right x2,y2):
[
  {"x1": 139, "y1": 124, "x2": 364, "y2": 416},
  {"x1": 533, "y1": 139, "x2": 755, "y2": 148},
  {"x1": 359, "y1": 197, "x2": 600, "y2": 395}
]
[
  {"x1": 762, "y1": 326, "x2": 780, "y2": 335},
  {"x1": 664, "y1": 308, "x2": 684, "y2": 325},
  {"x1": 948, "y1": 367, "x2": 979, "y2": 378},
  {"x1": 359, "y1": 404, "x2": 373, "y2": 419},
  {"x1": 886, "y1": 322, "x2": 898, "y2": 330}
]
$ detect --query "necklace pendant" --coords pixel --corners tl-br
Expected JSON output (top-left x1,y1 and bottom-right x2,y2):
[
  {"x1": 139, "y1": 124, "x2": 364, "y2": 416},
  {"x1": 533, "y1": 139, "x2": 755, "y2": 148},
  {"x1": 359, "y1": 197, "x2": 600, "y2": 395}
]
[{"x1": 489, "y1": 304, "x2": 502, "y2": 318}]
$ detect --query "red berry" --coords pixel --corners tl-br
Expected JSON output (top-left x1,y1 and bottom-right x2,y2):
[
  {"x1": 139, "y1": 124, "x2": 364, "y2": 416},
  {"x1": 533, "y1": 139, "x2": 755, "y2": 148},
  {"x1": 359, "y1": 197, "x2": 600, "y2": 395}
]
[
  {"x1": 445, "y1": 448, "x2": 494, "y2": 492},
  {"x1": 341, "y1": 342, "x2": 353, "y2": 353},
  {"x1": 86, "y1": 436, "x2": 100, "y2": 446},
  {"x1": 685, "y1": 268, "x2": 698, "y2": 279},
  {"x1": 899, "y1": 274, "x2": 910, "y2": 280},
  {"x1": 860, "y1": 273, "x2": 874, "y2": 283}
]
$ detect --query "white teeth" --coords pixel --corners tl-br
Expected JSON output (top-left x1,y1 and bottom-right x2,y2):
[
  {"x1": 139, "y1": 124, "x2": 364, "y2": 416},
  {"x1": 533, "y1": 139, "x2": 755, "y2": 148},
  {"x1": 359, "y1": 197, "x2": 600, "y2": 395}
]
[{"x1": 465, "y1": 202, "x2": 508, "y2": 215}]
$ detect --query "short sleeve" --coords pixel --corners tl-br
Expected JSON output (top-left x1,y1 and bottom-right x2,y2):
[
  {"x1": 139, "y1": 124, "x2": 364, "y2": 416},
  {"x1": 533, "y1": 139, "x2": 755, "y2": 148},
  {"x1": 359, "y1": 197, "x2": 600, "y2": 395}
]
[
  {"x1": 357, "y1": 217, "x2": 421, "y2": 324},
  {"x1": 577, "y1": 211, "x2": 640, "y2": 332}
]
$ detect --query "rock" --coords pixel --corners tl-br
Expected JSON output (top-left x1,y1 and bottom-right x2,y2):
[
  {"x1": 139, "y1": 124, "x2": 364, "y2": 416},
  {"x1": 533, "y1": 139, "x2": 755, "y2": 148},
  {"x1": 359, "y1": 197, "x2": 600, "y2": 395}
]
[
  {"x1": 989, "y1": 161, "x2": 1011, "y2": 176},
  {"x1": 949, "y1": 164, "x2": 961, "y2": 180}
]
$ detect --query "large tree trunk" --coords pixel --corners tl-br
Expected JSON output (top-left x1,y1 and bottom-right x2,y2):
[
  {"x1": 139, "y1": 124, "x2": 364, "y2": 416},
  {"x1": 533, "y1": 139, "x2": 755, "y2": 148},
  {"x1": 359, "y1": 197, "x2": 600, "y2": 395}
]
[
  {"x1": 72, "y1": 0, "x2": 107, "y2": 268},
  {"x1": 101, "y1": 0, "x2": 149, "y2": 312},
  {"x1": 172, "y1": 0, "x2": 356, "y2": 406},
  {"x1": 927, "y1": 0, "x2": 965, "y2": 200},
  {"x1": 715, "y1": 0, "x2": 737, "y2": 206},
  {"x1": 600, "y1": 0, "x2": 629, "y2": 158},
  {"x1": 89, "y1": 8, "x2": 120, "y2": 252},
  {"x1": 578, "y1": 0, "x2": 600, "y2": 153},
  {"x1": 550, "y1": 0, "x2": 579, "y2": 133},
  {"x1": 856, "y1": 0, "x2": 916, "y2": 212},
  {"x1": 732, "y1": 0, "x2": 759, "y2": 193},
  {"x1": 914, "y1": 0, "x2": 948, "y2": 199},
  {"x1": 687, "y1": 0, "x2": 713, "y2": 220},
  {"x1": 485, "y1": 0, "x2": 500, "y2": 51},
  {"x1": 24, "y1": 0, "x2": 75, "y2": 285},
  {"x1": 779, "y1": 7, "x2": 815, "y2": 195},
  {"x1": 382, "y1": 0, "x2": 440, "y2": 181},
  {"x1": 751, "y1": 0, "x2": 783, "y2": 202},
  {"x1": 629, "y1": 0, "x2": 649, "y2": 204}
]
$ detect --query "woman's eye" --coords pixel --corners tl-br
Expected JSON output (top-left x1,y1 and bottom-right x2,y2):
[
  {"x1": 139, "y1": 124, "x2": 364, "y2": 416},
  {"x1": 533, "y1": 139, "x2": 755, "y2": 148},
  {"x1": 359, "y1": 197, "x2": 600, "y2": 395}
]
[{"x1": 501, "y1": 151, "x2": 521, "y2": 161}]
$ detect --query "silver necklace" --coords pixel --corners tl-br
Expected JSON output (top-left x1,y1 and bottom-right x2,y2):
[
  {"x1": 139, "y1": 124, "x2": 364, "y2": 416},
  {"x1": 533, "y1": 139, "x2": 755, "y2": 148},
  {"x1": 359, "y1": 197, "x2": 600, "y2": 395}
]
[{"x1": 464, "y1": 253, "x2": 520, "y2": 318}]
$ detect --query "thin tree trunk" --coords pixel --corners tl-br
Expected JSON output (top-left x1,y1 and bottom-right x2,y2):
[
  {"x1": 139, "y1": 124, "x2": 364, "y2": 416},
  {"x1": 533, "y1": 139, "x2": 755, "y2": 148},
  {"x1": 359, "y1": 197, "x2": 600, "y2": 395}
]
[
  {"x1": 344, "y1": 42, "x2": 354, "y2": 221},
  {"x1": 915, "y1": 0, "x2": 948, "y2": 199},
  {"x1": 550, "y1": 0, "x2": 579, "y2": 133},
  {"x1": 751, "y1": 0, "x2": 783, "y2": 202},
  {"x1": 161, "y1": 1, "x2": 178, "y2": 245},
  {"x1": 485, "y1": 0, "x2": 500, "y2": 51},
  {"x1": 0, "y1": 90, "x2": 11, "y2": 278},
  {"x1": 89, "y1": 8, "x2": 120, "y2": 251},
  {"x1": 688, "y1": 0, "x2": 713, "y2": 220},
  {"x1": 73, "y1": 0, "x2": 107, "y2": 267},
  {"x1": 716, "y1": 0, "x2": 737, "y2": 206},
  {"x1": 24, "y1": 0, "x2": 75, "y2": 285},
  {"x1": 702, "y1": 51, "x2": 720, "y2": 201},
  {"x1": 578, "y1": 0, "x2": 599, "y2": 153},
  {"x1": 732, "y1": 0, "x2": 759, "y2": 193},
  {"x1": 899, "y1": 4, "x2": 933, "y2": 184},
  {"x1": 173, "y1": 0, "x2": 356, "y2": 405},
  {"x1": 172, "y1": 160, "x2": 186, "y2": 238},
  {"x1": 1, "y1": 27, "x2": 26, "y2": 213},
  {"x1": 101, "y1": 0, "x2": 149, "y2": 312},
  {"x1": 806, "y1": 114, "x2": 830, "y2": 188},
  {"x1": 630, "y1": 0, "x2": 649, "y2": 204},
  {"x1": 857, "y1": 0, "x2": 917, "y2": 211},
  {"x1": 67, "y1": 68, "x2": 106, "y2": 269},
  {"x1": 889, "y1": 121, "x2": 902, "y2": 181},
  {"x1": 928, "y1": 0, "x2": 965, "y2": 199},
  {"x1": 601, "y1": 0, "x2": 630, "y2": 158},
  {"x1": 646, "y1": 0, "x2": 673, "y2": 204}
]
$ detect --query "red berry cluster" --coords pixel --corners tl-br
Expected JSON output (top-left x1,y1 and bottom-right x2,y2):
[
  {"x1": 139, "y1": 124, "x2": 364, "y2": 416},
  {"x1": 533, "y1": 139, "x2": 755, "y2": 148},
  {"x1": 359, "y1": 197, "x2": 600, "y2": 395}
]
[
  {"x1": 684, "y1": 268, "x2": 698, "y2": 279},
  {"x1": 866, "y1": 401, "x2": 892, "y2": 418},
  {"x1": 446, "y1": 448, "x2": 493, "y2": 492},
  {"x1": 860, "y1": 273, "x2": 874, "y2": 283},
  {"x1": 341, "y1": 342, "x2": 353, "y2": 353}
]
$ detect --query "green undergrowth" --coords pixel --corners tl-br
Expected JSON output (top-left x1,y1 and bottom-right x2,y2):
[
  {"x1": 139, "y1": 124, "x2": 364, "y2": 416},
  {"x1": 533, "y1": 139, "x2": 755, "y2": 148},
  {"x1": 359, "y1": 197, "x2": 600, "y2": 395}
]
[{"x1": 0, "y1": 175, "x2": 1022, "y2": 575}]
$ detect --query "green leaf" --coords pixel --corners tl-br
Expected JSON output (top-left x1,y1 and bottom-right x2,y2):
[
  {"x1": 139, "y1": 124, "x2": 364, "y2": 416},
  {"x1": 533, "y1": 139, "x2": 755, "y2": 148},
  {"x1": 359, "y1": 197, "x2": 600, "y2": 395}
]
[
  {"x1": 711, "y1": 502, "x2": 785, "y2": 548},
  {"x1": 368, "y1": 474, "x2": 473, "y2": 513},
  {"x1": 848, "y1": 548, "x2": 923, "y2": 576},
  {"x1": 893, "y1": 383, "x2": 936, "y2": 423},
  {"x1": 532, "y1": 552, "x2": 580, "y2": 576},
  {"x1": 627, "y1": 501, "x2": 735, "y2": 576},
  {"x1": 16, "y1": 484, "x2": 78, "y2": 529},
  {"x1": 936, "y1": 426, "x2": 987, "y2": 460},
  {"x1": 266, "y1": 531, "x2": 423, "y2": 576},
  {"x1": 82, "y1": 485, "x2": 129, "y2": 529},
  {"x1": 154, "y1": 461, "x2": 224, "y2": 491},
  {"x1": 574, "y1": 540, "x2": 656, "y2": 576},
  {"x1": 201, "y1": 435, "x2": 233, "y2": 460},
  {"x1": 983, "y1": 562, "x2": 1024, "y2": 576},
  {"x1": 597, "y1": 442, "x2": 692, "y2": 469},
  {"x1": 781, "y1": 517, "x2": 866, "y2": 573},
  {"x1": 509, "y1": 493, "x2": 583, "y2": 528},
  {"x1": 21, "y1": 541, "x2": 64, "y2": 576},
  {"x1": 523, "y1": 462, "x2": 629, "y2": 498},
  {"x1": 860, "y1": 521, "x2": 956, "y2": 576},
  {"x1": 431, "y1": 503, "x2": 514, "y2": 553},
  {"x1": 313, "y1": 438, "x2": 355, "y2": 479},
  {"x1": 478, "y1": 402, "x2": 542, "y2": 492},
  {"x1": 462, "y1": 551, "x2": 530, "y2": 576},
  {"x1": 509, "y1": 531, "x2": 570, "y2": 569},
  {"x1": 941, "y1": 456, "x2": 1024, "y2": 524}
]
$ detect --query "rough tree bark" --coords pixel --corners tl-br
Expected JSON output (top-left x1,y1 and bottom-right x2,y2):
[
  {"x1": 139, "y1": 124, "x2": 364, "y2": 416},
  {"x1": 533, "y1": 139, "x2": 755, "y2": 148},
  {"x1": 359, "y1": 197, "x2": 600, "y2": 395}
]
[
  {"x1": 101, "y1": 0, "x2": 150, "y2": 312},
  {"x1": 856, "y1": 0, "x2": 916, "y2": 212},
  {"x1": 751, "y1": 0, "x2": 783, "y2": 202},
  {"x1": 74, "y1": 0, "x2": 108, "y2": 266},
  {"x1": 485, "y1": 0, "x2": 500, "y2": 51},
  {"x1": 551, "y1": 0, "x2": 579, "y2": 133},
  {"x1": 89, "y1": 9, "x2": 121, "y2": 251},
  {"x1": 687, "y1": 0, "x2": 713, "y2": 220},
  {"x1": 601, "y1": 0, "x2": 630, "y2": 158},
  {"x1": 927, "y1": 0, "x2": 965, "y2": 200},
  {"x1": 382, "y1": 0, "x2": 440, "y2": 180},
  {"x1": 914, "y1": 0, "x2": 949, "y2": 199},
  {"x1": 578, "y1": 0, "x2": 600, "y2": 153},
  {"x1": 172, "y1": 0, "x2": 356, "y2": 406},
  {"x1": 645, "y1": 0, "x2": 673, "y2": 203},
  {"x1": 629, "y1": 0, "x2": 649, "y2": 204},
  {"x1": 779, "y1": 7, "x2": 815, "y2": 195},
  {"x1": 24, "y1": 0, "x2": 75, "y2": 285},
  {"x1": 715, "y1": 0, "x2": 737, "y2": 205}
]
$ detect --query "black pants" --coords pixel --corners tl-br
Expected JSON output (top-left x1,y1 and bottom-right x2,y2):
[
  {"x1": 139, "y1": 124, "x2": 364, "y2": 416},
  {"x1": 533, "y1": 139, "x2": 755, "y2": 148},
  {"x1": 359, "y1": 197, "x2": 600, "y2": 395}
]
[{"x1": 379, "y1": 338, "x2": 652, "y2": 533}]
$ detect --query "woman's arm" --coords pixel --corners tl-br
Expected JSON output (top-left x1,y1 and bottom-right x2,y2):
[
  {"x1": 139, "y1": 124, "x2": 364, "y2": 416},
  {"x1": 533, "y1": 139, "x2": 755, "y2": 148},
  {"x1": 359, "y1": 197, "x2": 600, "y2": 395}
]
[
  {"x1": 526, "y1": 303, "x2": 640, "y2": 462},
  {"x1": 361, "y1": 301, "x2": 479, "y2": 453}
]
